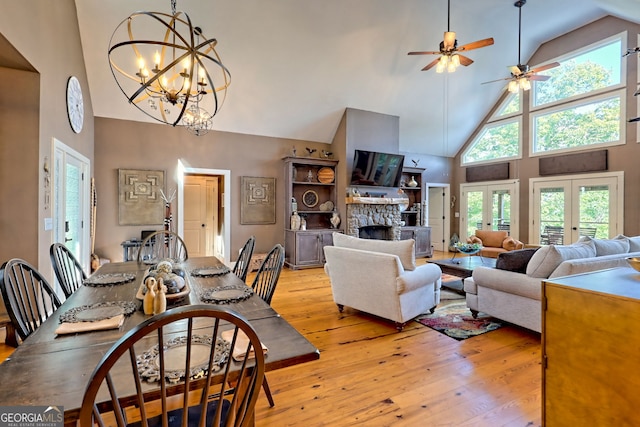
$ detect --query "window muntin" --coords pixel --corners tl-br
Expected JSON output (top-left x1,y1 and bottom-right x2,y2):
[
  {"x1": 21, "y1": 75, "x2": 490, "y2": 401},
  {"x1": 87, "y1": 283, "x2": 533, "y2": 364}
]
[
  {"x1": 531, "y1": 90, "x2": 624, "y2": 154},
  {"x1": 462, "y1": 117, "x2": 521, "y2": 165},
  {"x1": 532, "y1": 36, "x2": 623, "y2": 108}
]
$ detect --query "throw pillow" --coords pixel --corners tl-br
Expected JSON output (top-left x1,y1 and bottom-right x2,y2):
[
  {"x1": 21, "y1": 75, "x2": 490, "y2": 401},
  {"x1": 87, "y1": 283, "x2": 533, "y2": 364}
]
[
  {"x1": 579, "y1": 235, "x2": 629, "y2": 256},
  {"x1": 526, "y1": 241, "x2": 596, "y2": 278},
  {"x1": 468, "y1": 236, "x2": 482, "y2": 245},
  {"x1": 495, "y1": 248, "x2": 539, "y2": 273},
  {"x1": 331, "y1": 232, "x2": 416, "y2": 271}
]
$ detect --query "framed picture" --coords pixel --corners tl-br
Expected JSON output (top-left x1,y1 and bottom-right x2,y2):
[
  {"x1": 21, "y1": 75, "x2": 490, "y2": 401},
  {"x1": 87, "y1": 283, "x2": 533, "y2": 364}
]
[
  {"x1": 240, "y1": 176, "x2": 276, "y2": 225},
  {"x1": 118, "y1": 169, "x2": 165, "y2": 225}
]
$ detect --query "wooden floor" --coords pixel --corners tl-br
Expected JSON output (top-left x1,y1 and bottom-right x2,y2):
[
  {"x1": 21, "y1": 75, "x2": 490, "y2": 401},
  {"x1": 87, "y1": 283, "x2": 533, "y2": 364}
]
[{"x1": 0, "y1": 252, "x2": 542, "y2": 426}]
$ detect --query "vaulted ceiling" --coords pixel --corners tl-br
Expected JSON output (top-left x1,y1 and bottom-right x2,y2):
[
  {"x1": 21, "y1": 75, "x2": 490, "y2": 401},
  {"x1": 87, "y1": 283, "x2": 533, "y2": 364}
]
[{"x1": 75, "y1": 0, "x2": 640, "y2": 157}]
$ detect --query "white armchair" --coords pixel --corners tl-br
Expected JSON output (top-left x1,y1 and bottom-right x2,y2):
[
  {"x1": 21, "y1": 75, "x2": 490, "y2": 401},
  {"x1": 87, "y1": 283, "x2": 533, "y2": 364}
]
[{"x1": 323, "y1": 233, "x2": 442, "y2": 330}]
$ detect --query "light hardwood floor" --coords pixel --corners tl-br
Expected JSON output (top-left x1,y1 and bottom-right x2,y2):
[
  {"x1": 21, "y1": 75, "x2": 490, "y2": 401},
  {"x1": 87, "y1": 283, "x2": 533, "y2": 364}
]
[{"x1": 0, "y1": 252, "x2": 542, "y2": 426}]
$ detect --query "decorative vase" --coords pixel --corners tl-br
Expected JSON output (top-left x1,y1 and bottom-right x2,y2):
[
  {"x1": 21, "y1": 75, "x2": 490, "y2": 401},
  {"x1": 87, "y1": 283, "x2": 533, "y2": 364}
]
[
  {"x1": 291, "y1": 212, "x2": 301, "y2": 230},
  {"x1": 407, "y1": 176, "x2": 418, "y2": 187},
  {"x1": 330, "y1": 212, "x2": 341, "y2": 229}
]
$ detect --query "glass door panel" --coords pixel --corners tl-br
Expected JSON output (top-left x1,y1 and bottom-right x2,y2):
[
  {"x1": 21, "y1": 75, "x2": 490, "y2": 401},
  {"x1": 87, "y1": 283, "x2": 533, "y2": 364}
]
[
  {"x1": 531, "y1": 173, "x2": 622, "y2": 245},
  {"x1": 466, "y1": 189, "x2": 484, "y2": 238},
  {"x1": 460, "y1": 180, "x2": 519, "y2": 241}
]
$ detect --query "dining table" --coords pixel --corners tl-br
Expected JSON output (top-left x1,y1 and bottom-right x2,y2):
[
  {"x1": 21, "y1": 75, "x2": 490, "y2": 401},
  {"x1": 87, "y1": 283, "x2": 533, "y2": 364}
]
[{"x1": 0, "y1": 256, "x2": 319, "y2": 426}]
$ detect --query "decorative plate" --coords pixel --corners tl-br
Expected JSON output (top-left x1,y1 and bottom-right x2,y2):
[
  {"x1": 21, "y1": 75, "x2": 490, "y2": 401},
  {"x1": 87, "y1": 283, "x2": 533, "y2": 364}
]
[
  {"x1": 137, "y1": 335, "x2": 230, "y2": 384},
  {"x1": 59, "y1": 301, "x2": 138, "y2": 323},
  {"x1": 317, "y1": 167, "x2": 335, "y2": 184},
  {"x1": 200, "y1": 285, "x2": 254, "y2": 304},
  {"x1": 302, "y1": 190, "x2": 319, "y2": 208},
  {"x1": 191, "y1": 265, "x2": 231, "y2": 277},
  {"x1": 83, "y1": 273, "x2": 136, "y2": 287}
]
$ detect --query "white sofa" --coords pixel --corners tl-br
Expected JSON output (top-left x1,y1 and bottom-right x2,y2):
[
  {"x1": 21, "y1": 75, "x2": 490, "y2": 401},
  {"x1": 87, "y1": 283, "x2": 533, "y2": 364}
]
[
  {"x1": 323, "y1": 233, "x2": 442, "y2": 330},
  {"x1": 465, "y1": 235, "x2": 640, "y2": 332}
]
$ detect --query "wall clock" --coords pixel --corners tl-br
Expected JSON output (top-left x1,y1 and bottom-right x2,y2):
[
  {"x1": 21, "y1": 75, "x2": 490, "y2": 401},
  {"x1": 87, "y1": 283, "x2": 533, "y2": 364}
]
[{"x1": 66, "y1": 76, "x2": 84, "y2": 133}]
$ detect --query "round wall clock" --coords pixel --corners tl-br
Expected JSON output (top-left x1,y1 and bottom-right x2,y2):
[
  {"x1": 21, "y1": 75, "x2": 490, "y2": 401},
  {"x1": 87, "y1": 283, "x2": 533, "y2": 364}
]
[{"x1": 66, "y1": 76, "x2": 84, "y2": 133}]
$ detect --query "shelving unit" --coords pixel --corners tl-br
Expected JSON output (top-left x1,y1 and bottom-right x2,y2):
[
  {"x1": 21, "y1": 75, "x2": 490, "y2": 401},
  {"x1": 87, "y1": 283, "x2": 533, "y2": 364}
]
[
  {"x1": 399, "y1": 166, "x2": 432, "y2": 257},
  {"x1": 284, "y1": 156, "x2": 341, "y2": 269}
]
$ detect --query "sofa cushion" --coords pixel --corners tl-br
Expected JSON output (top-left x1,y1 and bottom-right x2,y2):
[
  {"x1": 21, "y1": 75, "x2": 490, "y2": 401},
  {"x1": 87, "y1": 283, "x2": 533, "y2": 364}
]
[
  {"x1": 616, "y1": 234, "x2": 640, "y2": 252},
  {"x1": 331, "y1": 233, "x2": 416, "y2": 271},
  {"x1": 475, "y1": 230, "x2": 508, "y2": 248},
  {"x1": 525, "y1": 241, "x2": 596, "y2": 278},
  {"x1": 578, "y1": 235, "x2": 629, "y2": 256},
  {"x1": 495, "y1": 248, "x2": 539, "y2": 274}
]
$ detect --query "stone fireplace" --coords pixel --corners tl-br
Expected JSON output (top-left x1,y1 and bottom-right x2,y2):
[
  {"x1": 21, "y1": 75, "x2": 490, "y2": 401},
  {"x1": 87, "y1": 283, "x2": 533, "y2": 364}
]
[{"x1": 345, "y1": 197, "x2": 403, "y2": 240}]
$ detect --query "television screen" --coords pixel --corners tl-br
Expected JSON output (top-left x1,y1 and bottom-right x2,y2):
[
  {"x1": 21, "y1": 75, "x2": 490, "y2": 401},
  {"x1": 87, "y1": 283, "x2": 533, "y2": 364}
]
[{"x1": 350, "y1": 150, "x2": 405, "y2": 187}]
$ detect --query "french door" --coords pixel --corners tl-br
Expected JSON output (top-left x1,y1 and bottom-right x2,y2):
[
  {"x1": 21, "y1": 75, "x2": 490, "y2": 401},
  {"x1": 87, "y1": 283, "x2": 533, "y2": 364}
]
[
  {"x1": 53, "y1": 138, "x2": 90, "y2": 275},
  {"x1": 460, "y1": 180, "x2": 520, "y2": 241},
  {"x1": 530, "y1": 172, "x2": 623, "y2": 245}
]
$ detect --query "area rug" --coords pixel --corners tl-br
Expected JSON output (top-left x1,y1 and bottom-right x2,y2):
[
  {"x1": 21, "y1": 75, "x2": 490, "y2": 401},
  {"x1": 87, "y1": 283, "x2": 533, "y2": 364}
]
[
  {"x1": 440, "y1": 273, "x2": 464, "y2": 299},
  {"x1": 415, "y1": 301, "x2": 502, "y2": 340}
]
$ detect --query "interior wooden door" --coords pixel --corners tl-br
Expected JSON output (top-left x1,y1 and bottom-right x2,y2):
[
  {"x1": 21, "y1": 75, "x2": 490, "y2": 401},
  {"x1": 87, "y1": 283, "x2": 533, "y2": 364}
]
[{"x1": 183, "y1": 175, "x2": 218, "y2": 257}]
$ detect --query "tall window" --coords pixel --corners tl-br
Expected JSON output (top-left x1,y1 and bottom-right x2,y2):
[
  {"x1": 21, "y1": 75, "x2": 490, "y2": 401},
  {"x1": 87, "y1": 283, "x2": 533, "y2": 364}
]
[
  {"x1": 462, "y1": 92, "x2": 522, "y2": 165},
  {"x1": 530, "y1": 34, "x2": 625, "y2": 155}
]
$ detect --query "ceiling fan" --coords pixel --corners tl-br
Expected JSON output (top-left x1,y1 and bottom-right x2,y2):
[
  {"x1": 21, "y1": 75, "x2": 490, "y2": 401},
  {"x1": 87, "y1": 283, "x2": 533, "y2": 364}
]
[
  {"x1": 408, "y1": 0, "x2": 494, "y2": 73},
  {"x1": 482, "y1": 0, "x2": 559, "y2": 92}
]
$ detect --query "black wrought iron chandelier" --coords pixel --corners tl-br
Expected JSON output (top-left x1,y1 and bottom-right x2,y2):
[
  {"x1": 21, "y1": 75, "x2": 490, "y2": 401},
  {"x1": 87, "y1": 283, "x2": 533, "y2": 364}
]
[{"x1": 108, "y1": 0, "x2": 231, "y2": 136}]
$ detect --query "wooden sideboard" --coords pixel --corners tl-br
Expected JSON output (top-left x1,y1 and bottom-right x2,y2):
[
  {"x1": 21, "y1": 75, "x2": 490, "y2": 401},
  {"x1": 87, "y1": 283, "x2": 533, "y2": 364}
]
[{"x1": 542, "y1": 267, "x2": 640, "y2": 426}]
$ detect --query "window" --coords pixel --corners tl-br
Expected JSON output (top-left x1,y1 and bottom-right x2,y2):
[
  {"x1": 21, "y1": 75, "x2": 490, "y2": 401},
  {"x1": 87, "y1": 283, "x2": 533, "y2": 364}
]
[
  {"x1": 531, "y1": 34, "x2": 625, "y2": 155},
  {"x1": 462, "y1": 93, "x2": 521, "y2": 165},
  {"x1": 532, "y1": 91, "x2": 623, "y2": 153}
]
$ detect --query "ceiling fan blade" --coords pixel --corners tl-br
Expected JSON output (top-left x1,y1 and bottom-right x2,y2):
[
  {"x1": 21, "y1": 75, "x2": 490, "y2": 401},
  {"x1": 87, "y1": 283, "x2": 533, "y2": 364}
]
[
  {"x1": 458, "y1": 55, "x2": 474, "y2": 66},
  {"x1": 528, "y1": 74, "x2": 550, "y2": 81},
  {"x1": 443, "y1": 31, "x2": 456, "y2": 50},
  {"x1": 481, "y1": 77, "x2": 511, "y2": 85},
  {"x1": 529, "y1": 62, "x2": 560, "y2": 74},
  {"x1": 421, "y1": 58, "x2": 441, "y2": 71},
  {"x1": 458, "y1": 37, "x2": 494, "y2": 52},
  {"x1": 509, "y1": 65, "x2": 523, "y2": 76},
  {"x1": 408, "y1": 51, "x2": 441, "y2": 56}
]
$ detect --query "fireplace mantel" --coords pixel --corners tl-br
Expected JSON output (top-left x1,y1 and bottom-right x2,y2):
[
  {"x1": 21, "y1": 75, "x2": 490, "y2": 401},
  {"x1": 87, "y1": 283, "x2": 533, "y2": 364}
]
[{"x1": 345, "y1": 197, "x2": 406, "y2": 205}]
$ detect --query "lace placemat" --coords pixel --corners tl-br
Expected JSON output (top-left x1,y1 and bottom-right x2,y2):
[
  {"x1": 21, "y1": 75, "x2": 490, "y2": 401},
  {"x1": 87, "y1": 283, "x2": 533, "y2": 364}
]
[
  {"x1": 200, "y1": 284, "x2": 253, "y2": 304},
  {"x1": 137, "y1": 335, "x2": 230, "y2": 383},
  {"x1": 83, "y1": 273, "x2": 136, "y2": 287},
  {"x1": 191, "y1": 265, "x2": 231, "y2": 277},
  {"x1": 59, "y1": 301, "x2": 138, "y2": 323}
]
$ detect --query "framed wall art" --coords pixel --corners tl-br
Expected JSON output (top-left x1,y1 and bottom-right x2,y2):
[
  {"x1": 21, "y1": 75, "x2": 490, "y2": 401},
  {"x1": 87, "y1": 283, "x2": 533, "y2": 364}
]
[
  {"x1": 240, "y1": 176, "x2": 276, "y2": 225},
  {"x1": 118, "y1": 169, "x2": 165, "y2": 225}
]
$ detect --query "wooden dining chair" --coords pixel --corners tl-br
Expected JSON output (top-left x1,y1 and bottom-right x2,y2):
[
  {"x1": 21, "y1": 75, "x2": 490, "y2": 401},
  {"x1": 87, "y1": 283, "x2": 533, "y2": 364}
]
[
  {"x1": 232, "y1": 236, "x2": 255, "y2": 283},
  {"x1": 0, "y1": 258, "x2": 63, "y2": 344},
  {"x1": 50, "y1": 242, "x2": 87, "y2": 299},
  {"x1": 136, "y1": 230, "x2": 189, "y2": 264},
  {"x1": 79, "y1": 305, "x2": 265, "y2": 427},
  {"x1": 249, "y1": 243, "x2": 285, "y2": 407}
]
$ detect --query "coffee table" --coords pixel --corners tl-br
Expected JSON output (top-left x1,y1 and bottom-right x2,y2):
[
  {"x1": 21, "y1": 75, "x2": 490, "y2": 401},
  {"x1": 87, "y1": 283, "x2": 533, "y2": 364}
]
[{"x1": 429, "y1": 256, "x2": 496, "y2": 293}]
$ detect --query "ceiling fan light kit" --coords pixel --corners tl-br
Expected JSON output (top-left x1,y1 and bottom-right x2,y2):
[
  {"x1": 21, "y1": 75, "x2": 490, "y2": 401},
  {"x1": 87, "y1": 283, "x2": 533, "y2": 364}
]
[
  {"x1": 108, "y1": 0, "x2": 230, "y2": 136},
  {"x1": 408, "y1": 0, "x2": 494, "y2": 73}
]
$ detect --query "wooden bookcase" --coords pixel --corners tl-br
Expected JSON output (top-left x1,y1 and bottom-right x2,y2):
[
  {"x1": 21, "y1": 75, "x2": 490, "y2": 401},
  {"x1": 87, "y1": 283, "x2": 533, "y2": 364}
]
[
  {"x1": 399, "y1": 166, "x2": 432, "y2": 257},
  {"x1": 283, "y1": 156, "x2": 340, "y2": 269}
]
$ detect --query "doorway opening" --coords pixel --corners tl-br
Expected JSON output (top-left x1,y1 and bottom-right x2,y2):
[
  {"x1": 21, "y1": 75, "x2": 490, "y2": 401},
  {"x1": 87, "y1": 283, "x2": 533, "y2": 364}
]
[{"x1": 177, "y1": 162, "x2": 230, "y2": 264}]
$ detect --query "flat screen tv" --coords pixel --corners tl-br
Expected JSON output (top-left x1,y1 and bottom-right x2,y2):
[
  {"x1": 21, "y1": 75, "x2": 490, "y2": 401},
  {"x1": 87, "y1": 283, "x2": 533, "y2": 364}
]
[{"x1": 350, "y1": 150, "x2": 405, "y2": 187}]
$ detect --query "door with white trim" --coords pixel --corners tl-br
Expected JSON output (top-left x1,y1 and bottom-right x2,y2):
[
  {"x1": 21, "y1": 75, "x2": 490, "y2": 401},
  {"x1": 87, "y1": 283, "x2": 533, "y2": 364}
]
[
  {"x1": 531, "y1": 172, "x2": 623, "y2": 244},
  {"x1": 460, "y1": 180, "x2": 520, "y2": 241},
  {"x1": 53, "y1": 139, "x2": 91, "y2": 275}
]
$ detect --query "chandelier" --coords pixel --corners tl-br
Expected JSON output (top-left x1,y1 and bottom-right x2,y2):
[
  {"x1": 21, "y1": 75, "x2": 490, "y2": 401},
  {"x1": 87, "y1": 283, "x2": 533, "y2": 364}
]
[{"x1": 108, "y1": 0, "x2": 230, "y2": 136}]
